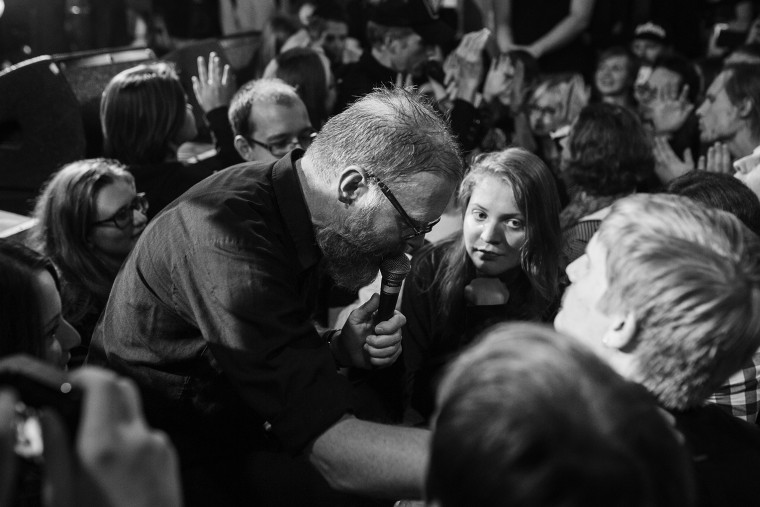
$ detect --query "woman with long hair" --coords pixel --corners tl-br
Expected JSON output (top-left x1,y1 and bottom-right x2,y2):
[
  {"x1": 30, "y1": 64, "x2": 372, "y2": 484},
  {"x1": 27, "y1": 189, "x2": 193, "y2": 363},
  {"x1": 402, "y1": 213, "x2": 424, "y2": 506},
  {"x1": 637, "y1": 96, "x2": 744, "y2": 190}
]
[
  {"x1": 29, "y1": 159, "x2": 148, "y2": 361},
  {"x1": 400, "y1": 147, "x2": 562, "y2": 423},
  {"x1": 0, "y1": 240, "x2": 80, "y2": 368}
]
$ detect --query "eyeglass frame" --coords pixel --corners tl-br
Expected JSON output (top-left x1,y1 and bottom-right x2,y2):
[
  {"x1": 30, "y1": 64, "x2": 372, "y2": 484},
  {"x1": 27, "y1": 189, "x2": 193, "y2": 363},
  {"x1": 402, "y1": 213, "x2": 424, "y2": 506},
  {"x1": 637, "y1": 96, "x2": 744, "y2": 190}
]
[
  {"x1": 363, "y1": 169, "x2": 440, "y2": 240},
  {"x1": 90, "y1": 192, "x2": 149, "y2": 230},
  {"x1": 246, "y1": 130, "x2": 318, "y2": 157}
]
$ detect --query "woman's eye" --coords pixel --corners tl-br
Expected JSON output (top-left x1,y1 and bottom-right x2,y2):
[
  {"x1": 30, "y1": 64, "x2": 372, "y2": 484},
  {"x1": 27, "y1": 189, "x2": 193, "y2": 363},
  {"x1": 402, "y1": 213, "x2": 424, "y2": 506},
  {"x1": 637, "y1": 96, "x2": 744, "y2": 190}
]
[
  {"x1": 473, "y1": 211, "x2": 487, "y2": 221},
  {"x1": 506, "y1": 219, "x2": 524, "y2": 229}
]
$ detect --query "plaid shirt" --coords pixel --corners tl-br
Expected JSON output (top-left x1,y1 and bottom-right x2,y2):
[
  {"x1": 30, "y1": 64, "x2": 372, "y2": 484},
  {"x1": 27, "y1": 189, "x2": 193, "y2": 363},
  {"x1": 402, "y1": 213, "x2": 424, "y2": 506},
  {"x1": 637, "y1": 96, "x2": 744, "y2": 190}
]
[{"x1": 707, "y1": 351, "x2": 760, "y2": 424}]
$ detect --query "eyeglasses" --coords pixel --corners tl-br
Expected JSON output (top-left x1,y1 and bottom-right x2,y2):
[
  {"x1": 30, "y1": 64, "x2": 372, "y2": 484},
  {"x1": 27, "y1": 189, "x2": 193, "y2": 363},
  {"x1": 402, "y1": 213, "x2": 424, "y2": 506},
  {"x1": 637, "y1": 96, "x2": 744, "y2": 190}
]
[
  {"x1": 364, "y1": 169, "x2": 440, "y2": 240},
  {"x1": 91, "y1": 193, "x2": 148, "y2": 230},
  {"x1": 247, "y1": 130, "x2": 317, "y2": 157}
]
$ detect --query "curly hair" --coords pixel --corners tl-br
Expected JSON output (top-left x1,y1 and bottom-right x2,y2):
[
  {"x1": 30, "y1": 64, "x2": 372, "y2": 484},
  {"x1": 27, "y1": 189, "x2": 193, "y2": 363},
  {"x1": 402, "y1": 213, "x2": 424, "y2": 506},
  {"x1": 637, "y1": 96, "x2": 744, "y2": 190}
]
[{"x1": 565, "y1": 103, "x2": 654, "y2": 196}]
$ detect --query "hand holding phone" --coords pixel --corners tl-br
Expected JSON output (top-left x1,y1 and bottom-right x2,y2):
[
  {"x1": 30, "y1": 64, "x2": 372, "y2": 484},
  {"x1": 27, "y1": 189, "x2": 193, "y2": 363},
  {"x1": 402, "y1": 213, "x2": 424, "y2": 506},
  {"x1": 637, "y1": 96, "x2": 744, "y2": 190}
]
[{"x1": 0, "y1": 357, "x2": 181, "y2": 507}]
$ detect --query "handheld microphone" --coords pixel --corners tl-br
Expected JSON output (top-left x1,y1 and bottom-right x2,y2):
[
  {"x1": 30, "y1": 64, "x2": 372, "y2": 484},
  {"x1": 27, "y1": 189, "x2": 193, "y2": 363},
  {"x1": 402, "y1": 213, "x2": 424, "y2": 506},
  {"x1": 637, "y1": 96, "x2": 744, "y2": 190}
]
[{"x1": 374, "y1": 254, "x2": 411, "y2": 325}]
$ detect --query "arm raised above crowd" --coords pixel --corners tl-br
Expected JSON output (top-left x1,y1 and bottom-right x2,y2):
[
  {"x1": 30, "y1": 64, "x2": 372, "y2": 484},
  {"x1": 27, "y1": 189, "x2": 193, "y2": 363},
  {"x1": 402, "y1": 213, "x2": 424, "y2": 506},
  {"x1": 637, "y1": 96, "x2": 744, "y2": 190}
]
[{"x1": 309, "y1": 415, "x2": 429, "y2": 498}]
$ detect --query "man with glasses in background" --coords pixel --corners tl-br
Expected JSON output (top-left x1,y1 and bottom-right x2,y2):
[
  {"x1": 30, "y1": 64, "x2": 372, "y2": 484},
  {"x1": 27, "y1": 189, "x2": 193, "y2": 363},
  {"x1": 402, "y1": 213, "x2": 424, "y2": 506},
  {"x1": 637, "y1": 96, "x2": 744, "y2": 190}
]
[
  {"x1": 88, "y1": 87, "x2": 462, "y2": 507},
  {"x1": 229, "y1": 78, "x2": 316, "y2": 163}
]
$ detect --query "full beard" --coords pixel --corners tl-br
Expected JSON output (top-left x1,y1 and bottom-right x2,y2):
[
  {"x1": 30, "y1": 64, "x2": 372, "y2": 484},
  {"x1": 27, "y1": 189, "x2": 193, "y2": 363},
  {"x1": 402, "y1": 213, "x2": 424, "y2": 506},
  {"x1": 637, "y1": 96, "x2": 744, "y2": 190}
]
[{"x1": 314, "y1": 206, "x2": 401, "y2": 292}]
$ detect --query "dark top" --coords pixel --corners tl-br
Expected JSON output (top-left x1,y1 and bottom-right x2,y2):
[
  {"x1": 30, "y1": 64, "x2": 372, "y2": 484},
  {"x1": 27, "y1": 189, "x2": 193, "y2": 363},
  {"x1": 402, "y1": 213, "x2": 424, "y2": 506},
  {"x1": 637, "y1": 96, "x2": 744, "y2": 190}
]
[
  {"x1": 672, "y1": 403, "x2": 760, "y2": 506},
  {"x1": 400, "y1": 241, "x2": 536, "y2": 423},
  {"x1": 127, "y1": 106, "x2": 243, "y2": 220},
  {"x1": 334, "y1": 51, "x2": 397, "y2": 114},
  {"x1": 87, "y1": 151, "x2": 352, "y2": 464},
  {"x1": 511, "y1": 0, "x2": 593, "y2": 76}
]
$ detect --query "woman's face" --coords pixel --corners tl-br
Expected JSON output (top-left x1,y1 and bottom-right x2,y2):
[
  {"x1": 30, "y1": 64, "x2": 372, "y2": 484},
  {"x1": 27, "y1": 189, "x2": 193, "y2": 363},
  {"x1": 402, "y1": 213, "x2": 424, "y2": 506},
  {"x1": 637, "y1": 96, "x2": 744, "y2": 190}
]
[
  {"x1": 37, "y1": 270, "x2": 80, "y2": 369},
  {"x1": 463, "y1": 175, "x2": 526, "y2": 276},
  {"x1": 595, "y1": 55, "x2": 632, "y2": 97},
  {"x1": 88, "y1": 180, "x2": 148, "y2": 264}
]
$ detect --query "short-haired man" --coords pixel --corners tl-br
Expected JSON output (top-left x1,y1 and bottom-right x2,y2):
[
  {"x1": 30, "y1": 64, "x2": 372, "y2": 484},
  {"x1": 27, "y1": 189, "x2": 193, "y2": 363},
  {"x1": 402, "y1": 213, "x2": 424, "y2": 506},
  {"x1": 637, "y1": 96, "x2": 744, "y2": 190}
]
[
  {"x1": 427, "y1": 322, "x2": 695, "y2": 507},
  {"x1": 88, "y1": 88, "x2": 463, "y2": 506},
  {"x1": 697, "y1": 63, "x2": 760, "y2": 161},
  {"x1": 228, "y1": 78, "x2": 315, "y2": 163},
  {"x1": 334, "y1": 0, "x2": 455, "y2": 113},
  {"x1": 555, "y1": 193, "x2": 760, "y2": 506}
]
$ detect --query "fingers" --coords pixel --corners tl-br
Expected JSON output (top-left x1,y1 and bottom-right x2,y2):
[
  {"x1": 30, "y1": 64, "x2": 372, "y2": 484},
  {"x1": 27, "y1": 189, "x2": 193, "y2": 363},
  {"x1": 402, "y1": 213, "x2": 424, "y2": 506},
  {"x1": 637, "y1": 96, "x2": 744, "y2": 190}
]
[
  {"x1": 373, "y1": 310, "x2": 407, "y2": 335},
  {"x1": 704, "y1": 142, "x2": 732, "y2": 173},
  {"x1": 210, "y1": 52, "x2": 222, "y2": 84},
  {"x1": 69, "y1": 367, "x2": 143, "y2": 440},
  {"x1": 697, "y1": 155, "x2": 706, "y2": 171},
  {"x1": 196, "y1": 55, "x2": 208, "y2": 85},
  {"x1": 221, "y1": 63, "x2": 231, "y2": 87},
  {"x1": 683, "y1": 148, "x2": 694, "y2": 167},
  {"x1": 349, "y1": 293, "x2": 380, "y2": 324}
]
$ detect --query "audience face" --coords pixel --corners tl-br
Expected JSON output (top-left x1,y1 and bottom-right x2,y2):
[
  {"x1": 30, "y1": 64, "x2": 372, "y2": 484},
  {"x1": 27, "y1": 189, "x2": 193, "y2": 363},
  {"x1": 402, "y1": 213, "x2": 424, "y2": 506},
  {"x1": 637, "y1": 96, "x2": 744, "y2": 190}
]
[
  {"x1": 89, "y1": 180, "x2": 148, "y2": 263},
  {"x1": 463, "y1": 175, "x2": 524, "y2": 276},
  {"x1": 631, "y1": 39, "x2": 665, "y2": 64},
  {"x1": 638, "y1": 67, "x2": 682, "y2": 120},
  {"x1": 529, "y1": 91, "x2": 563, "y2": 137},
  {"x1": 554, "y1": 234, "x2": 613, "y2": 359},
  {"x1": 391, "y1": 32, "x2": 428, "y2": 74},
  {"x1": 320, "y1": 20, "x2": 348, "y2": 65},
  {"x1": 36, "y1": 269, "x2": 81, "y2": 369},
  {"x1": 595, "y1": 55, "x2": 632, "y2": 97},
  {"x1": 241, "y1": 101, "x2": 313, "y2": 162},
  {"x1": 697, "y1": 71, "x2": 741, "y2": 144}
]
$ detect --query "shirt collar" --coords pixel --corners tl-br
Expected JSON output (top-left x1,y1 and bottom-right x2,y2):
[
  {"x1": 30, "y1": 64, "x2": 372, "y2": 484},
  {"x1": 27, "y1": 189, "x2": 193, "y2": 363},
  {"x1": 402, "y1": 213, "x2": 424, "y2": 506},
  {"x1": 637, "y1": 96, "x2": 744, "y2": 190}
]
[{"x1": 271, "y1": 149, "x2": 321, "y2": 271}]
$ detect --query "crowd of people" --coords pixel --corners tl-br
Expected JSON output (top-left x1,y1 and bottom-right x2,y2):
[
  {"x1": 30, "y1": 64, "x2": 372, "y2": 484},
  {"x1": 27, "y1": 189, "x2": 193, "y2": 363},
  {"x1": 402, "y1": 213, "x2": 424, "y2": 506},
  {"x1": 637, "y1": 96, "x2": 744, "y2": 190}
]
[{"x1": 3, "y1": 0, "x2": 760, "y2": 506}]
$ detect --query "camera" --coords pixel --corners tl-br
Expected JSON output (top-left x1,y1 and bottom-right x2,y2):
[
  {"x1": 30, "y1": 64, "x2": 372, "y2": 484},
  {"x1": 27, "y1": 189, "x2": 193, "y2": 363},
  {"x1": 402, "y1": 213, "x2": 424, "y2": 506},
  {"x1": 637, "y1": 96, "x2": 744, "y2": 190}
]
[{"x1": 0, "y1": 355, "x2": 83, "y2": 459}]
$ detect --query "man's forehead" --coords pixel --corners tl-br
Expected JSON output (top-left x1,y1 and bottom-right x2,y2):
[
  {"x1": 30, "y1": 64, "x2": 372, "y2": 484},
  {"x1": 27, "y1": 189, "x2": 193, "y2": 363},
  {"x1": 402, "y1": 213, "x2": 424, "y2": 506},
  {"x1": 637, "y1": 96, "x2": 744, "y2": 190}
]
[
  {"x1": 325, "y1": 20, "x2": 348, "y2": 34},
  {"x1": 708, "y1": 71, "x2": 730, "y2": 95},
  {"x1": 648, "y1": 67, "x2": 681, "y2": 88},
  {"x1": 250, "y1": 102, "x2": 310, "y2": 134}
]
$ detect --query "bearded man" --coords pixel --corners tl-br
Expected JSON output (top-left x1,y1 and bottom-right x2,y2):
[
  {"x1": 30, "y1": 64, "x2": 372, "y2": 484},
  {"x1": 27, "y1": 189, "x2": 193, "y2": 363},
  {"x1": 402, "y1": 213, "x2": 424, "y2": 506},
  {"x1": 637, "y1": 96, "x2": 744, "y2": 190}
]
[{"x1": 87, "y1": 88, "x2": 462, "y2": 506}]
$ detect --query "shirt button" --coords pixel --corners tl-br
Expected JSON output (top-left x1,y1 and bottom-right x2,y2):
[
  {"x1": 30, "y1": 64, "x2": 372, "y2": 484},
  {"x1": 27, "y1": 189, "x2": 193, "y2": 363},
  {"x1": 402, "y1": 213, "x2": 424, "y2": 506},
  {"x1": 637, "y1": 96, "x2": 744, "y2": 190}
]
[{"x1": 263, "y1": 421, "x2": 272, "y2": 432}]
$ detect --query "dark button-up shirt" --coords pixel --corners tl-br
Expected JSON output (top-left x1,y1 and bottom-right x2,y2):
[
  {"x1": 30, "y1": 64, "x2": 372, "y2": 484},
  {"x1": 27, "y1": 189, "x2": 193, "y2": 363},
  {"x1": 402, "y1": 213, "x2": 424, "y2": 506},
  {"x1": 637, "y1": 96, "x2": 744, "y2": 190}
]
[{"x1": 88, "y1": 150, "x2": 351, "y2": 459}]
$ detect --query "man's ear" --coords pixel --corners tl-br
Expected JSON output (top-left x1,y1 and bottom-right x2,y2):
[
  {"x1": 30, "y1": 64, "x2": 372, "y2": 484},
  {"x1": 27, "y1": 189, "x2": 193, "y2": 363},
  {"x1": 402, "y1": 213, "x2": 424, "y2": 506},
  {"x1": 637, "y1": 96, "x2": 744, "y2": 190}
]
[
  {"x1": 234, "y1": 135, "x2": 254, "y2": 161},
  {"x1": 738, "y1": 97, "x2": 755, "y2": 119},
  {"x1": 603, "y1": 311, "x2": 637, "y2": 351},
  {"x1": 337, "y1": 165, "x2": 368, "y2": 206}
]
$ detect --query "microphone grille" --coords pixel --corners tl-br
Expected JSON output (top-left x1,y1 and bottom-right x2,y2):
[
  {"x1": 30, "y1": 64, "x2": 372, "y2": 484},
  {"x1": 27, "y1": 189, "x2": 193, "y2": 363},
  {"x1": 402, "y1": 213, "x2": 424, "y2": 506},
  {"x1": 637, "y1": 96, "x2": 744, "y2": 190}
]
[{"x1": 380, "y1": 254, "x2": 411, "y2": 280}]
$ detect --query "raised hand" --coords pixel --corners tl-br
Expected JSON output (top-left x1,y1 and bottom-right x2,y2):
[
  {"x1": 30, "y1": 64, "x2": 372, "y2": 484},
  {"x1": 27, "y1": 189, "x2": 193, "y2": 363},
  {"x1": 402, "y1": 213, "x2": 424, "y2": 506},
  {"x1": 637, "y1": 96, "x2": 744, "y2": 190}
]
[
  {"x1": 41, "y1": 367, "x2": 182, "y2": 507},
  {"x1": 697, "y1": 142, "x2": 732, "y2": 174},
  {"x1": 653, "y1": 136, "x2": 695, "y2": 184},
  {"x1": 649, "y1": 84, "x2": 694, "y2": 135},
  {"x1": 192, "y1": 51, "x2": 236, "y2": 112}
]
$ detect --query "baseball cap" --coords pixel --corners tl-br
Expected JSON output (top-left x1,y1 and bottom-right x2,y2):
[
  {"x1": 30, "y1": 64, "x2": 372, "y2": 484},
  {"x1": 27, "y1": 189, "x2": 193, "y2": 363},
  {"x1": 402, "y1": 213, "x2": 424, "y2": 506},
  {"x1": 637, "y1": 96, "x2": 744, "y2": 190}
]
[
  {"x1": 633, "y1": 22, "x2": 668, "y2": 44},
  {"x1": 368, "y1": 0, "x2": 457, "y2": 51}
]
